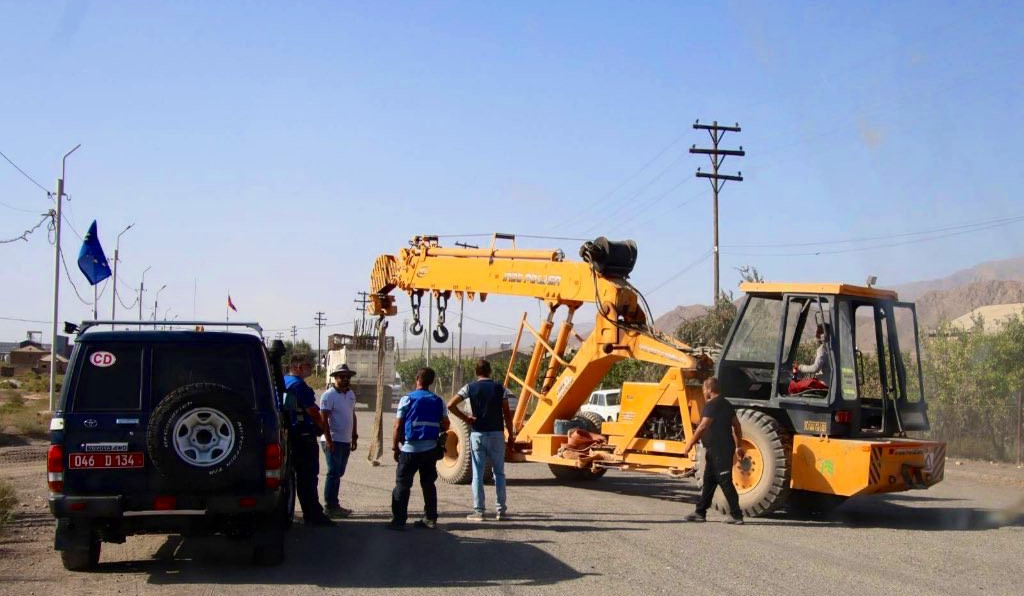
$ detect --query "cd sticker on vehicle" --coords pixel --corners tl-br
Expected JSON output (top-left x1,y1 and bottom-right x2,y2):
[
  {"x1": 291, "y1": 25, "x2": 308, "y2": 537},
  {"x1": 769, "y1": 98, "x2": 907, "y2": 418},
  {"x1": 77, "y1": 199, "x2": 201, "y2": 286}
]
[{"x1": 90, "y1": 351, "x2": 116, "y2": 367}]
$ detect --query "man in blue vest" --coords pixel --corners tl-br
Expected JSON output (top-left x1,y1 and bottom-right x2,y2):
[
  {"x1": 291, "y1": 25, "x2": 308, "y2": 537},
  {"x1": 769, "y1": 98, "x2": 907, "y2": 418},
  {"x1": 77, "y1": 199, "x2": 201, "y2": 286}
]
[
  {"x1": 448, "y1": 358, "x2": 515, "y2": 521},
  {"x1": 388, "y1": 367, "x2": 450, "y2": 530},
  {"x1": 283, "y1": 352, "x2": 334, "y2": 527}
]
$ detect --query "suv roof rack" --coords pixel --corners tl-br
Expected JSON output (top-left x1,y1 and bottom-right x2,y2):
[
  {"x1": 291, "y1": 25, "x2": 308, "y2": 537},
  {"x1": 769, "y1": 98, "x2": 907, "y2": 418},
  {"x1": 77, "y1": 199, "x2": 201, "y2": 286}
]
[{"x1": 76, "y1": 320, "x2": 264, "y2": 337}]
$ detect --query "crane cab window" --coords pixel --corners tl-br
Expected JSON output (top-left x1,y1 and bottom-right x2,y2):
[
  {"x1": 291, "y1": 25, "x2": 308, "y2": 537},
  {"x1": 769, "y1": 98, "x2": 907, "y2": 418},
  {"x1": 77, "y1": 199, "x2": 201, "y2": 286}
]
[
  {"x1": 781, "y1": 296, "x2": 833, "y2": 399},
  {"x1": 718, "y1": 296, "x2": 784, "y2": 401}
]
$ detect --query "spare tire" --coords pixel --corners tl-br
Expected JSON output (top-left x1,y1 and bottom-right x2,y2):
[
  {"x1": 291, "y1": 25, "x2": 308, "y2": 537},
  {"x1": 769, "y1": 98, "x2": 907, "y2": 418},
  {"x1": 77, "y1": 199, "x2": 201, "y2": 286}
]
[
  {"x1": 147, "y1": 383, "x2": 261, "y2": 491},
  {"x1": 437, "y1": 416, "x2": 472, "y2": 485}
]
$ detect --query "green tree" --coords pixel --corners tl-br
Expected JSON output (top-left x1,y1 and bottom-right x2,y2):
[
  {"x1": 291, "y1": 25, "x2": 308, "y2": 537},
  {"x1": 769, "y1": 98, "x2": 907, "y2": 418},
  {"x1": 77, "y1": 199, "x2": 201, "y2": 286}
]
[{"x1": 675, "y1": 292, "x2": 737, "y2": 349}]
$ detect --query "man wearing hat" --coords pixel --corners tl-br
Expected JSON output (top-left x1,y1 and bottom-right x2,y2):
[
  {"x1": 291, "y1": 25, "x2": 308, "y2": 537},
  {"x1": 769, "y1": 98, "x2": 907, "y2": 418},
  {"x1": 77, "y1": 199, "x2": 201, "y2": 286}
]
[{"x1": 319, "y1": 363, "x2": 359, "y2": 518}]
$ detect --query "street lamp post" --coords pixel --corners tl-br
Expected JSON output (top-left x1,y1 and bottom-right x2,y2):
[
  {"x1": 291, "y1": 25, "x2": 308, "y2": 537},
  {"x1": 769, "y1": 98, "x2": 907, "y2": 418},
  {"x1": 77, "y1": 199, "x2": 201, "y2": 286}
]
[
  {"x1": 138, "y1": 266, "x2": 151, "y2": 329},
  {"x1": 153, "y1": 284, "x2": 167, "y2": 321},
  {"x1": 111, "y1": 223, "x2": 135, "y2": 321}
]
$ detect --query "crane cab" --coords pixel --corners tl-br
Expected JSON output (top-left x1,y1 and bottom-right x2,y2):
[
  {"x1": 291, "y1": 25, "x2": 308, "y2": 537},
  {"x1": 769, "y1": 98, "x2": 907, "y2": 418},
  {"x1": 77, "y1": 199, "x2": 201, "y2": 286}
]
[
  {"x1": 711, "y1": 283, "x2": 944, "y2": 507},
  {"x1": 718, "y1": 282, "x2": 930, "y2": 439}
]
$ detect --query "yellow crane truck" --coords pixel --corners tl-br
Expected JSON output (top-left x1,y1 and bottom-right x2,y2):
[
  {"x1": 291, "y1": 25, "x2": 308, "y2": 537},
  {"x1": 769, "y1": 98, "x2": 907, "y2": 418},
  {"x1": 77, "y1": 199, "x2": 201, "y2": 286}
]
[{"x1": 368, "y1": 234, "x2": 945, "y2": 516}]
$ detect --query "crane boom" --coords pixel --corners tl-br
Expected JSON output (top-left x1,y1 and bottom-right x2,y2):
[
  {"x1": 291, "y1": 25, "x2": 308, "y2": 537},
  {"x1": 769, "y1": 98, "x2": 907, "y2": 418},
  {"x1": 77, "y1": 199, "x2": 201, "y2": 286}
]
[{"x1": 367, "y1": 234, "x2": 713, "y2": 459}]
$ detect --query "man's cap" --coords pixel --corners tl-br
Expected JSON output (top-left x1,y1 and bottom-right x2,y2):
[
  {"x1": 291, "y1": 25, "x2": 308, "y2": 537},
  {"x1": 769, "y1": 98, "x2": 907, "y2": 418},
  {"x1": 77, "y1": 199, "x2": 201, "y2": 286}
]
[{"x1": 330, "y1": 363, "x2": 357, "y2": 377}]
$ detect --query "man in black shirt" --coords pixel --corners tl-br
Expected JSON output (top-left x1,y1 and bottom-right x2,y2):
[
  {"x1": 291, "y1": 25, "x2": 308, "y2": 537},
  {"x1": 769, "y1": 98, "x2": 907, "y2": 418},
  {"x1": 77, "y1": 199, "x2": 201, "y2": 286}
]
[{"x1": 681, "y1": 377, "x2": 745, "y2": 524}]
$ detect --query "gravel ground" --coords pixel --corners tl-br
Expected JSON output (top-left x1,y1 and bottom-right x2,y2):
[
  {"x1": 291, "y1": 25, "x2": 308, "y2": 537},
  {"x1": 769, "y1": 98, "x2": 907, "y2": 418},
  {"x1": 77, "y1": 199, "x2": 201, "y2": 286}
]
[{"x1": 1, "y1": 409, "x2": 1021, "y2": 596}]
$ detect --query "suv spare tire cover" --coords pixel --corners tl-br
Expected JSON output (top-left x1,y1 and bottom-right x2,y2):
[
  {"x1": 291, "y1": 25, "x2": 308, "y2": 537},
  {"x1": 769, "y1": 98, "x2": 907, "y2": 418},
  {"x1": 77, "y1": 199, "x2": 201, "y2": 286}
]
[{"x1": 148, "y1": 382, "x2": 261, "y2": 490}]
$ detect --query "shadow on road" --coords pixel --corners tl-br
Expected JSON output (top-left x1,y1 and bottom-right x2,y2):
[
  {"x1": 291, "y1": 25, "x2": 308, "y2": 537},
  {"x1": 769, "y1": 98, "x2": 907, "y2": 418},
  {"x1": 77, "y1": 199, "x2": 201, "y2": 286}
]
[
  {"x1": 757, "y1": 494, "x2": 1024, "y2": 531},
  {"x1": 95, "y1": 520, "x2": 590, "y2": 588},
  {"x1": 511, "y1": 473, "x2": 702, "y2": 504}
]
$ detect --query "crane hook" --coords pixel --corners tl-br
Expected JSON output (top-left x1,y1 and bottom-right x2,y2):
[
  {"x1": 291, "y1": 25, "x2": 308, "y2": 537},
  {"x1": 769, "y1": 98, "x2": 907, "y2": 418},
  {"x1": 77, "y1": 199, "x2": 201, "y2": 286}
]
[{"x1": 432, "y1": 324, "x2": 449, "y2": 344}]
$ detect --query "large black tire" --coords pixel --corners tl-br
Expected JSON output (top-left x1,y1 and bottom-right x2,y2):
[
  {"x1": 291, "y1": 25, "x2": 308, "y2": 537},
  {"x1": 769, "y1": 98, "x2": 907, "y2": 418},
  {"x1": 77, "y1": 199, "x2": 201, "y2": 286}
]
[
  {"x1": 278, "y1": 468, "x2": 296, "y2": 529},
  {"x1": 253, "y1": 533, "x2": 285, "y2": 566},
  {"x1": 548, "y1": 414, "x2": 607, "y2": 482},
  {"x1": 60, "y1": 539, "x2": 100, "y2": 571},
  {"x1": 696, "y1": 408, "x2": 791, "y2": 517},
  {"x1": 437, "y1": 416, "x2": 472, "y2": 485},
  {"x1": 576, "y1": 411, "x2": 606, "y2": 433},
  {"x1": 147, "y1": 383, "x2": 262, "y2": 491}
]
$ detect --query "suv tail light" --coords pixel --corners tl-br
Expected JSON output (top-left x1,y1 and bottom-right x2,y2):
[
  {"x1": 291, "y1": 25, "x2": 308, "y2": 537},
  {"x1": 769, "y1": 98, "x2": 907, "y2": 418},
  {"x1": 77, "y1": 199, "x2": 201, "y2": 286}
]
[
  {"x1": 265, "y1": 443, "x2": 282, "y2": 489},
  {"x1": 834, "y1": 410, "x2": 853, "y2": 424},
  {"x1": 47, "y1": 445, "x2": 64, "y2": 493}
]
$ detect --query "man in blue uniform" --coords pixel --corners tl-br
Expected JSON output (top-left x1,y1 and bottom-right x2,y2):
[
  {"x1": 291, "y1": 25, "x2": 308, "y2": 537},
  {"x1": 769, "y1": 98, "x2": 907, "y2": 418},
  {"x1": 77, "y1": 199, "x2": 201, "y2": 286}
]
[
  {"x1": 388, "y1": 367, "x2": 450, "y2": 530},
  {"x1": 283, "y1": 352, "x2": 334, "y2": 527}
]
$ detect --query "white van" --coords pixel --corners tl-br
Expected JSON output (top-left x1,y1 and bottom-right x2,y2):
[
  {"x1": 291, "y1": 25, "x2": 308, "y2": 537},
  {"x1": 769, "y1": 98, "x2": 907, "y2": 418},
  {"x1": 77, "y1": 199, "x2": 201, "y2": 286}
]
[{"x1": 580, "y1": 389, "x2": 621, "y2": 421}]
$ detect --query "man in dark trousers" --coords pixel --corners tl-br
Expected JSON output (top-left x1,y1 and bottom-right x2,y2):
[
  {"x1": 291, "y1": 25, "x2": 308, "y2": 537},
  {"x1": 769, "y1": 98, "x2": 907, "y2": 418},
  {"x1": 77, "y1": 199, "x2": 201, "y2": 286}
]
[
  {"x1": 283, "y1": 352, "x2": 334, "y2": 527},
  {"x1": 681, "y1": 377, "x2": 745, "y2": 524},
  {"x1": 388, "y1": 367, "x2": 450, "y2": 530},
  {"x1": 448, "y1": 358, "x2": 515, "y2": 521}
]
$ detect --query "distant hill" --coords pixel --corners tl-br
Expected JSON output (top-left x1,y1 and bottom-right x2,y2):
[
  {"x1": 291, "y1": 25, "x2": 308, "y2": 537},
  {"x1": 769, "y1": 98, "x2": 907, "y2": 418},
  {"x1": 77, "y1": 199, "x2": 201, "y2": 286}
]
[
  {"x1": 653, "y1": 304, "x2": 710, "y2": 335},
  {"x1": 893, "y1": 257, "x2": 1024, "y2": 301},
  {"x1": 913, "y1": 279, "x2": 1024, "y2": 329}
]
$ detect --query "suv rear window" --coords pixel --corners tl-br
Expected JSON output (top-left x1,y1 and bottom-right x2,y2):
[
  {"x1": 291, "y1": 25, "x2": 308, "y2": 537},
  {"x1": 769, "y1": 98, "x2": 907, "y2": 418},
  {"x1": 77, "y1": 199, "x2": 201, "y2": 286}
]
[
  {"x1": 151, "y1": 344, "x2": 255, "y2": 405},
  {"x1": 72, "y1": 345, "x2": 144, "y2": 411}
]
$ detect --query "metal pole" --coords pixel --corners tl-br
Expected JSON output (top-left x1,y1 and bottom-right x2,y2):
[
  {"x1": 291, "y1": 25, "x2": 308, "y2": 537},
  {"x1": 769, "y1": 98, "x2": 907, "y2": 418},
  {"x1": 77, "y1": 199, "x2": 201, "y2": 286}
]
[
  {"x1": 111, "y1": 223, "x2": 134, "y2": 321},
  {"x1": 456, "y1": 294, "x2": 465, "y2": 389},
  {"x1": 426, "y1": 293, "x2": 432, "y2": 366},
  {"x1": 93, "y1": 284, "x2": 98, "y2": 321},
  {"x1": 50, "y1": 144, "x2": 80, "y2": 412},
  {"x1": 138, "y1": 266, "x2": 150, "y2": 329}
]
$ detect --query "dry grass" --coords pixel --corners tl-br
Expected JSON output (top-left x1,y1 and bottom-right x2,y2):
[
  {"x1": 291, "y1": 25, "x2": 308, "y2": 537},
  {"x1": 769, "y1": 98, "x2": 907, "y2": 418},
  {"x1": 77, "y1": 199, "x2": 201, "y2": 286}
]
[
  {"x1": 0, "y1": 480, "x2": 16, "y2": 530},
  {"x1": 0, "y1": 390, "x2": 49, "y2": 438}
]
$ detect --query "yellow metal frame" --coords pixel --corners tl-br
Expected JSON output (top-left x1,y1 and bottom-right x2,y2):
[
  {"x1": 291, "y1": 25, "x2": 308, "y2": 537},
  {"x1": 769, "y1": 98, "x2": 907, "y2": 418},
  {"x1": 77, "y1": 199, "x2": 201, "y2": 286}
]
[{"x1": 739, "y1": 281, "x2": 898, "y2": 300}]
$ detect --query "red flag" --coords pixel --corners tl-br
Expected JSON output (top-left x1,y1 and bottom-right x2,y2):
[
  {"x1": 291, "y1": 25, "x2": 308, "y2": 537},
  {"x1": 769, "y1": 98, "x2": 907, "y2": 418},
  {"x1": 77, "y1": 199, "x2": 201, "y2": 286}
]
[{"x1": 227, "y1": 295, "x2": 237, "y2": 312}]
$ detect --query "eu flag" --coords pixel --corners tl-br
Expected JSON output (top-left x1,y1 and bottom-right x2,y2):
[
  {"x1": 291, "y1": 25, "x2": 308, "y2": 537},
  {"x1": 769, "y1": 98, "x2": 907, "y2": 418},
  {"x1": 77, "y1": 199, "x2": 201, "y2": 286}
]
[{"x1": 77, "y1": 220, "x2": 112, "y2": 286}]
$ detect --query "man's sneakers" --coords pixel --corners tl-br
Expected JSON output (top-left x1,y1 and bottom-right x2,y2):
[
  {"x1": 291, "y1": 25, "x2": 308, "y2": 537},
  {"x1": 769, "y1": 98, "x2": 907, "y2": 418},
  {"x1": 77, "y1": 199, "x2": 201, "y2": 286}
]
[
  {"x1": 683, "y1": 513, "x2": 706, "y2": 523},
  {"x1": 495, "y1": 511, "x2": 508, "y2": 521},
  {"x1": 725, "y1": 517, "x2": 745, "y2": 525},
  {"x1": 413, "y1": 518, "x2": 437, "y2": 529},
  {"x1": 466, "y1": 512, "x2": 486, "y2": 522},
  {"x1": 384, "y1": 520, "x2": 406, "y2": 531},
  {"x1": 305, "y1": 514, "x2": 336, "y2": 527},
  {"x1": 325, "y1": 505, "x2": 353, "y2": 519}
]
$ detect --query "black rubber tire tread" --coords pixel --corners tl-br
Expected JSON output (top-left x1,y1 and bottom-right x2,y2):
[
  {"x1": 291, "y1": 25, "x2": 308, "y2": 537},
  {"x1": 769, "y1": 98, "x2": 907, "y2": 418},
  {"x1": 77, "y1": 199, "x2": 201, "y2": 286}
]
[
  {"x1": 253, "y1": 538, "x2": 285, "y2": 566},
  {"x1": 437, "y1": 416, "x2": 472, "y2": 485},
  {"x1": 279, "y1": 469, "x2": 296, "y2": 529},
  {"x1": 547, "y1": 414, "x2": 608, "y2": 482},
  {"x1": 147, "y1": 382, "x2": 262, "y2": 492},
  {"x1": 696, "y1": 408, "x2": 791, "y2": 517},
  {"x1": 60, "y1": 540, "x2": 100, "y2": 571},
  {"x1": 576, "y1": 411, "x2": 606, "y2": 433}
]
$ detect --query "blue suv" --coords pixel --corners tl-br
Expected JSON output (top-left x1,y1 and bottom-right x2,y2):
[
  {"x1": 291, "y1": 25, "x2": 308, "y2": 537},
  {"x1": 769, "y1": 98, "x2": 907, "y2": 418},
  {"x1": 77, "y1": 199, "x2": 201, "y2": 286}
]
[{"x1": 47, "y1": 322, "x2": 294, "y2": 570}]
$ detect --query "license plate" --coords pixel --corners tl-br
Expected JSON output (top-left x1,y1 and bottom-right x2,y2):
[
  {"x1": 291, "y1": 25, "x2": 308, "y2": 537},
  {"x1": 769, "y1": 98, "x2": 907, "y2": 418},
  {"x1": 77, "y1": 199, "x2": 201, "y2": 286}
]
[{"x1": 69, "y1": 452, "x2": 145, "y2": 469}]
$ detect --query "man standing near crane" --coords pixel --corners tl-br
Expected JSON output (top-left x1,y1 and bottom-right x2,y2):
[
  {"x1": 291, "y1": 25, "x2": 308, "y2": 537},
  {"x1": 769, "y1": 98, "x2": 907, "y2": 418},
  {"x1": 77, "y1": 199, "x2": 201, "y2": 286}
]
[{"x1": 682, "y1": 377, "x2": 745, "y2": 525}]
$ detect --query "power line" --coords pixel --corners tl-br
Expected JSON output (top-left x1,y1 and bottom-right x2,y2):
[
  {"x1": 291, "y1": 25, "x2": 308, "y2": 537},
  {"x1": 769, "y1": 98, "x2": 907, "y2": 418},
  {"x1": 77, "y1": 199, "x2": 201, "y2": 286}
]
[
  {"x1": 461, "y1": 313, "x2": 518, "y2": 331},
  {"x1": 723, "y1": 214, "x2": 1024, "y2": 249},
  {"x1": 0, "y1": 148, "x2": 50, "y2": 194},
  {"x1": 724, "y1": 217, "x2": 1024, "y2": 257},
  {"x1": 1, "y1": 213, "x2": 51, "y2": 244},
  {"x1": 0, "y1": 316, "x2": 51, "y2": 324},
  {"x1": 580, "y1": 149, "x2": 691, "y2": 236},
  {"x1": 58, "y1": 247, "x2": 92, "y2": 305},
  {"x1": 646, "y1": 250, "x2": 713, "y2": 295}
]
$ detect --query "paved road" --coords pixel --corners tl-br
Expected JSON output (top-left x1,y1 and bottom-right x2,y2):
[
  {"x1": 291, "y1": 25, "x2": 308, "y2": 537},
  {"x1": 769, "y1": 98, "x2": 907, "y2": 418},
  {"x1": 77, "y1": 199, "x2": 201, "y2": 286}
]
[{"x1": 1, "y1": 409, "x2": 1022, "y2": 596}]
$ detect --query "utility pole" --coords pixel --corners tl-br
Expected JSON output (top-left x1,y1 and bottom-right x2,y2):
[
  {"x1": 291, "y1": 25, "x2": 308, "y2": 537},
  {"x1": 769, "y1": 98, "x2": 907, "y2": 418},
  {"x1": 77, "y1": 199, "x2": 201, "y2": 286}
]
[
  {"x1": 137, "y1": 266, "x2": 151, "y2": 329},
  {"x1": 354, "y1": 291, "x2": 369, "y2": 332},
  {"x1": 690, "y1": 120, "x2": 744, "y2": 303},
  {"x1": 402, "y1": 319, "x2": 408, "y2": 352},
  {"x1": 49, "y1": 144, "x2": 81, "y2": 412},
  {"x1": 275, "y1": 332, "x2": 284, "y2": 341},
  {"x1": 426, "y1": 293, "x2": 433, "y2": 366},
  {"x1": 314, "y1": 311, "x2": 326, "y2": 374},
  {"x1": 290, "y1": 325, "x2": 298, "y2": 345},
  {"x1": 111, "y1": 223, "x2": 134, "y2": 321}
]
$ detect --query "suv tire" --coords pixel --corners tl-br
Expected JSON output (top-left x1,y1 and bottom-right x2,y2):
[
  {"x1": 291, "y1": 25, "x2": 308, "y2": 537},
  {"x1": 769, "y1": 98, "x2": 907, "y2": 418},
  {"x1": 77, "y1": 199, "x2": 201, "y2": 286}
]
[
  {"x1": 148, "y1": 383, "x2": 261, "y2": 490},
  {"x1": 60, "y1": 539, "x2": 100, "y2": 571}
]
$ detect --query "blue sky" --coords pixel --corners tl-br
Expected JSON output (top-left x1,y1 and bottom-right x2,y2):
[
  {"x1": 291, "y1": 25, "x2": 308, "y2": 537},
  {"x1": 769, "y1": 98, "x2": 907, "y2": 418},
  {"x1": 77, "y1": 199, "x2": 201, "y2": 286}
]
[{"x1": 2, "y1": 1, "x2": 1022, "y2": 345}]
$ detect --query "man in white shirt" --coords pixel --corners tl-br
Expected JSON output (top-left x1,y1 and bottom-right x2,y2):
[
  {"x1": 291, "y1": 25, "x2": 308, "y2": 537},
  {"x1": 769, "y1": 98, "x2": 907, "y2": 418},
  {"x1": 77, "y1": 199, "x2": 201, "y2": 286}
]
[
  {"x1": 320, "y1": 363, "x2": 358, "y2": 518},
  {"x1": 794, "y1": 324, "x2": 833, "y2": 386}
]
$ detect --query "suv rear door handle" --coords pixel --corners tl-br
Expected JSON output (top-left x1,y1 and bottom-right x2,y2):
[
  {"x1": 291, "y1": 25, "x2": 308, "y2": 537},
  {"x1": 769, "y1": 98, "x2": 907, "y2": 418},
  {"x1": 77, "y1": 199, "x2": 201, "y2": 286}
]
[{"x1": 116, "y1": 418, "x2": 140, "y2": 426}]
